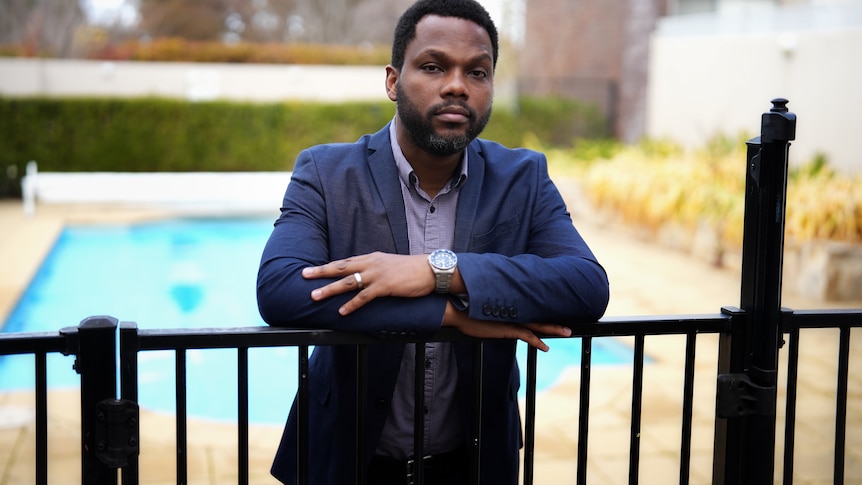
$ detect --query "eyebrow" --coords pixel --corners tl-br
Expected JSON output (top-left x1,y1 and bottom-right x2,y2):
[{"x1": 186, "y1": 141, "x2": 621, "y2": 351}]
[{"x1": 421, "y1": 48, "x2": 493, "y2": 66}]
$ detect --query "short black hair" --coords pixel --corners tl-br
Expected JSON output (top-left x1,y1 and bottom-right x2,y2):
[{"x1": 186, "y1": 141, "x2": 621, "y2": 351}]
[{"x1": 391, "y1": 0, "x2": 499, "y2": 71}]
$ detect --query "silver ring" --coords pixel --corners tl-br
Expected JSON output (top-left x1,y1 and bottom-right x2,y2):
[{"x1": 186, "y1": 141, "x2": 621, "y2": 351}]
[{"x1": 353, "y1": 272, "x2": 364, "y2": 290}]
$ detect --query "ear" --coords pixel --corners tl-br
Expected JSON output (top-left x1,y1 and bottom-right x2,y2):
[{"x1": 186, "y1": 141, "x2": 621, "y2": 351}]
[{"x1": 385, "y1": 65, "x2": 399, "y2": 102}]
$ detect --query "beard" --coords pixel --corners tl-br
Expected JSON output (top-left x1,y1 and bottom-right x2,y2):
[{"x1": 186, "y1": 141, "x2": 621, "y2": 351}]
[{"x1": 396, "y1": 82, "x2": 492, "y2": 157}]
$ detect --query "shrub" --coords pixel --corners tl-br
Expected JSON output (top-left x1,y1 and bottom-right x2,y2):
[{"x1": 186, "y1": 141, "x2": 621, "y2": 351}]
[
  {"x1": 0, "y1": 95, "x2": 606, "y2": 197},
  {"x1": 564, "y1": 136, "x2": 862, "y2": 245},
  {"x1": 86, "y1": 38, "x2": 393, "y2": 66}
]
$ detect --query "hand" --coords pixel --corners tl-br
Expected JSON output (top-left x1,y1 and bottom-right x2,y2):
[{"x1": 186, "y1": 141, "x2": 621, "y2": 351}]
[
  {"x1": 443, "y1": 303, "x2": 572, "y2": 352},
  {"x1": 302, "y1": 252, "x2": 435, "y2": 315}
]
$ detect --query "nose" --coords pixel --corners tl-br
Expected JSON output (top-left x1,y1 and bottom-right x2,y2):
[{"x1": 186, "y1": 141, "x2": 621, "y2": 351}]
[{"x1": 441, "y1": 71, "x2": 467, "y2": 98}]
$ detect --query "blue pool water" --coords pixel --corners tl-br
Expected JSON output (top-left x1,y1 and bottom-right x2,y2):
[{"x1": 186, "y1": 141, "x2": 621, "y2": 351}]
[{"x1": 1, "y1": 217, "x2": 632, "y2": 424}]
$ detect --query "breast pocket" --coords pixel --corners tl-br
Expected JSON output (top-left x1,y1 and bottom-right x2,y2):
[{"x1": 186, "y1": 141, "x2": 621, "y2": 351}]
[{"x1": 471, "y1": 215, "x2": 521, "y2": 252}]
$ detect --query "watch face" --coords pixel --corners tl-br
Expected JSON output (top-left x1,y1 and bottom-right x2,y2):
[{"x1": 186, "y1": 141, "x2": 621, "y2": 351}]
[{"x1": 430, "y1": 249, "x2": 457, "y2": 270}]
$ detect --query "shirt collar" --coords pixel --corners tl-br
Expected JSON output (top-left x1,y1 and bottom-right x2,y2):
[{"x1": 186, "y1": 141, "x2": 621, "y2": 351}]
[{"x1": 389, "y1": 118, "x2": 468, "y2": 192}]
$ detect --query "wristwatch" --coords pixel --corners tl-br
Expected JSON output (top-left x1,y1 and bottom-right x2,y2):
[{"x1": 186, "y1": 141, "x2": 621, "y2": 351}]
[{"x1": 428, "y1": 249, "x2": 457, "y2": 294}]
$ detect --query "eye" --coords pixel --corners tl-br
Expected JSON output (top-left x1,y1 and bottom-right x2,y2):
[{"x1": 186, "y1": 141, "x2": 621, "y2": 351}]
[
  {"x1": 469, "y1": 69, "x2": 488, "y2": 79},
  {"x1": 421, "y1": 64, "x2": 443, "y2": 73}
]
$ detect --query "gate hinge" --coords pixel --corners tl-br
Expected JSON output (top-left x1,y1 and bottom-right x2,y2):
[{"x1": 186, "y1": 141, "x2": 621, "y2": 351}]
[
  {"x1": 716, "y1": 373, "x2": 775, "y2": 418},
  {"x1": 94, "y1": 399, "x2": 140, "y2": 468}
]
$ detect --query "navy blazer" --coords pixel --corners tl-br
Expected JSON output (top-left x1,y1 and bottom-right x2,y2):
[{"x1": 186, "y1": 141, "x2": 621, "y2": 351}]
[{"x1": 257, "y1": 123, "x2": 609, "y2": 484}]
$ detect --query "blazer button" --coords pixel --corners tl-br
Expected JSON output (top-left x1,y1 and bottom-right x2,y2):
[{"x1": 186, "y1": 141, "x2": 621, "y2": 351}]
[
  {"x1": 510, "y1": 307, "x2": 519, "y2": 318},
  {"x1": 482, "y1": 304, "x2": 492, "y2": 316},
  {"x1": 491, "y1": 306, "x2": 500, "y2": 317},
  {"x1": 500, "y1": 307, "x2": 509, "y2": 318},
  {"x1": 376, "y1": 399, "x2": 388, "y2": 412}
]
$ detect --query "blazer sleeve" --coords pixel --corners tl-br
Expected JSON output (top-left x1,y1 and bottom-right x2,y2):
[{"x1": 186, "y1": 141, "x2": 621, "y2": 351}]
[
  {"x1": 456, "y1": 150, "x2": 609, "y2": 325},
  {"x1": 256, "y1": 146, "x2": 448, "y2": 338}
]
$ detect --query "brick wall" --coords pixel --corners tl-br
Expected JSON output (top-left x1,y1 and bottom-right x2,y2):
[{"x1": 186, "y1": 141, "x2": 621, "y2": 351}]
[{"x1": 520, "y1": 0, "x2": 666, "y2": 141}]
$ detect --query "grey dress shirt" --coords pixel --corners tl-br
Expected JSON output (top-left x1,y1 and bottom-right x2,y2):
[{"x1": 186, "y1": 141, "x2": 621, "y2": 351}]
[{"x1": 373, "y1": 119, "x2": 468, "y2": 459}]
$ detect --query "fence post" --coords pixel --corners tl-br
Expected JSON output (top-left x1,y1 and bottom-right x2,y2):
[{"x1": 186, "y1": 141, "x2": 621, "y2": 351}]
[
  {"x1": 76, "y1": 315, "x2": 120, "y2": 484},
  {"x1": 714, "y1": 99, "x2": 796, "y2": 483}
]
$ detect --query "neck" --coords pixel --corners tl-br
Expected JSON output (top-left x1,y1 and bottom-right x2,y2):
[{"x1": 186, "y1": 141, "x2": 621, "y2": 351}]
[{"x1": 396, "y1": 125, "x2": 463, "y2": 199}]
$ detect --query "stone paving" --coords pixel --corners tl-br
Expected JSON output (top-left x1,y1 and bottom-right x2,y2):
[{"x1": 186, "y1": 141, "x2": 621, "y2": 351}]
[{"x1": 0, "y1": 182, "x2": 860, "y2": 484}]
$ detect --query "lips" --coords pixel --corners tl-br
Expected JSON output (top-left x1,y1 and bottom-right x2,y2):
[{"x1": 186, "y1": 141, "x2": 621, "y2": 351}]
[{"x1": 435, "y1": 105, "x2": 471, "y2": 123}]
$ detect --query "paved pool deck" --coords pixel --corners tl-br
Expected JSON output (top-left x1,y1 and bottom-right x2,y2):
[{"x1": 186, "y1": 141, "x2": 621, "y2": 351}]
[{"x1": 0, "y1": 179, "x2": 860, "y2": 484}]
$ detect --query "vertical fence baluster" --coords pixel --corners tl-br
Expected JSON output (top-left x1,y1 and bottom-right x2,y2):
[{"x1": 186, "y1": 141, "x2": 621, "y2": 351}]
[
  {"x1": 297, "y1": 344, "x2": 309, "y2": 485},
  {"x1": 834, "y1": 325, "x2": 850, "y2": 484},
  {"x1": 35, "y1": 351, "x2": 48, "y2": 485},
  {"x1": 119, "y1": 322, "x2": 140, "y2": 485},
  {"x1": 577, "y1": 336, "x2": 592, "y2": 485},
  {"x1": 782, "y1": 327, "x2": 799, "y2": 485},
  {"x1": 412, "y1": 343, "x2": 426, "y2": 485},
  {"x1": 522, "y1": 345, "x2": 538, "y2": 485},
  {"x1": 470, "y1": 341, "x2": 483, "y2": 485},
  {"x1": 355, "y1": 344, "x2": 367, "y2": 485},
  {"x1": 238, "y1": 347, "x2": 249, "y2": 485},
  {"x1": 629, "y1": 335, "x2": 645, "y2": 484},
  {"x1": 679, "y1": 332, "x2": 697, "y2": 485},
  {"x1": 175, "y1": 349, "x2": 187, "y2": 485}
]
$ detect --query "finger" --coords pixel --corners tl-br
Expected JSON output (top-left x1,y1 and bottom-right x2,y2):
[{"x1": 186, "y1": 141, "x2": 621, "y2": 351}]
[
  {"x1": 501, "y1": 324, "x2": 551, "y2": 352},
  {"x1": 338, "y1": 291, "x2": 372, "y2": 316},
  {"x1": 302, "y1": 254, "x2": 364, "y2": 278},
  {"x1": 516, "y1": 330, "x2": 550, "y2": 352},
  {"x1": 310, "y1": 274, "x2": 363, "y2": 301},
  {"x1": 302, "y1": 262, "x2": 350, "y2": 279},
  {"x1": 524, "y1": 322, "x2": 572, "y2": 338},
  {"x1": 302, "y1": 266, "x2": 323, "y2": 279}
]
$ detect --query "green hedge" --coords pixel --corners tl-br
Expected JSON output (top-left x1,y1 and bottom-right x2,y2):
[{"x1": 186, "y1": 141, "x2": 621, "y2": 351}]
[{"x1": 0, "y1": 96, "x2": 608, "y2": 197}]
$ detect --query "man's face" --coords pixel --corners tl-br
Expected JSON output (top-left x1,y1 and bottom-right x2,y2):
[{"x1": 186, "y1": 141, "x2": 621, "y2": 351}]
[{"x1": 387, "y1": 15, "x2": 494, "y2": 157}]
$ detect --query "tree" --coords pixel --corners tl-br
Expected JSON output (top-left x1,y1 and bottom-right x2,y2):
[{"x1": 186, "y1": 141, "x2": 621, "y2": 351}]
[
  {"x1": 0, "y1": 0, "x2": 86, "y2": 57},
  {"x1": 294, "y1": 0, "x2": 411, "y2": 44},
  {"x1": 137, "y1": 0, "x2": 230, "y2": 41},
  {"x1": 224, "y1": 0, "x2": 300, "y2": 43}
]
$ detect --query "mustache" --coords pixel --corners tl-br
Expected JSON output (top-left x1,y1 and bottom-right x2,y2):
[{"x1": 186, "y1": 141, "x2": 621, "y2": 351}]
[{"x1": 429, "y1": 102, "x2": 476, "y2": 119}]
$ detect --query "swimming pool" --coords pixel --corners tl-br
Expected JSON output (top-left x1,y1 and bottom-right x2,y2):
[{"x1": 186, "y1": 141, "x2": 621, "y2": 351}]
[{"x1": 1, "y1": 217, "x2": 631, "y2": 424}]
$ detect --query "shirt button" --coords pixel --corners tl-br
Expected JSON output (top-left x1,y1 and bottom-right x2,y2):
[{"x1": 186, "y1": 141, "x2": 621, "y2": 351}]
[{"x1": 425, "y1": 359, "x2": 432, "y2": 369}]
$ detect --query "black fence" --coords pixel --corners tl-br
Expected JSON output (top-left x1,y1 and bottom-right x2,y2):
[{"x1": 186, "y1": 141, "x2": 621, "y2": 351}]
[{"x1": 1, "y1": 99, "x2": 860, "y2": 484}]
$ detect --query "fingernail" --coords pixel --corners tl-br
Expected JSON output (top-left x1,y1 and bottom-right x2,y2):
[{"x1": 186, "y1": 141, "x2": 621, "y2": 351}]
[
  {"x1": 338, "y1": 306, "x2": 347, "y2": 316},
  {"x1": 302, "y1": 267, "x2": 313, "y2": 277},
  {"x1": 562, "y1": 327, "x2": 572, "y2": 337},
  {"x1": 311, "y1": 289, "x2": 322, "y2": 299}
]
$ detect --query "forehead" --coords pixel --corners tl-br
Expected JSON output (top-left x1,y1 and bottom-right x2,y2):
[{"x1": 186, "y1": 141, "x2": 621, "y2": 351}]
[{"x1": 406, "y1": 14, "x2": 493, "y2": 62}]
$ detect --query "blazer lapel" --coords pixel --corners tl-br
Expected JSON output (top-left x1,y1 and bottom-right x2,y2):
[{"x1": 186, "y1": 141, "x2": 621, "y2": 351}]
[
  {"x1": 366, "y1": 124, "x2": 410, "y2": 255},
  {"x1": 453, "y1": 142, "x2": 485, "y2": 252}
]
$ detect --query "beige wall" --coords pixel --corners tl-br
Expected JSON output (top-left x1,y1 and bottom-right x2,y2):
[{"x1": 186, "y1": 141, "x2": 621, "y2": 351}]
[
  {"x1": 646, "y1": 3, "x2": 862, "y2": 173},
  {"x1": 0, "y1": 59, "x2": 387, "y2": 103}
]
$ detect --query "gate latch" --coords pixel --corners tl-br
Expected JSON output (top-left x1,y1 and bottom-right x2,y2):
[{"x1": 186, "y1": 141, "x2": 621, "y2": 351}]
[
  {"x1": 716, "y1": 373, "x2": 775, "y2": 418},
  {"x1": 94, "y1": 399, "x2": 140, "y2": 468}
]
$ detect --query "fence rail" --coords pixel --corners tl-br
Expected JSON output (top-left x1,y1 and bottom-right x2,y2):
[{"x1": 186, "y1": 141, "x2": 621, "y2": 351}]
[{"x1": 2, "y1": 308, "x2": 858, "y2": 484}]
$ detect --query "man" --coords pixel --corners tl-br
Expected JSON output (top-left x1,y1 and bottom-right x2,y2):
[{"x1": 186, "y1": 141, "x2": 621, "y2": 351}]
[{"x1": 257, "y1": 0, "x2": 609, "y2": 483}]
